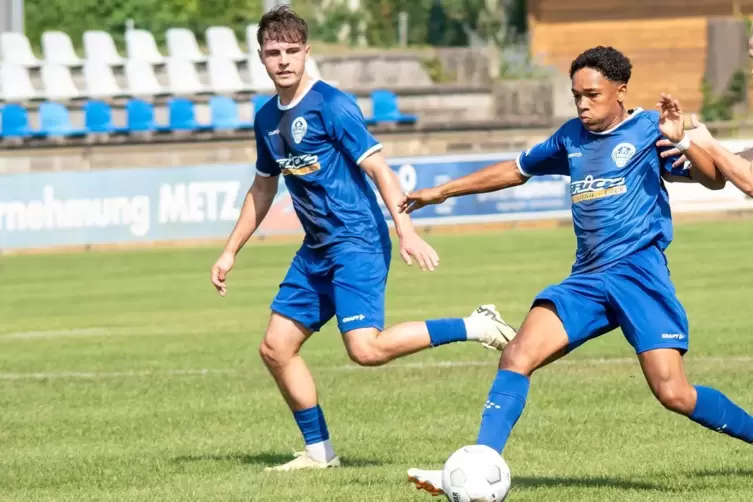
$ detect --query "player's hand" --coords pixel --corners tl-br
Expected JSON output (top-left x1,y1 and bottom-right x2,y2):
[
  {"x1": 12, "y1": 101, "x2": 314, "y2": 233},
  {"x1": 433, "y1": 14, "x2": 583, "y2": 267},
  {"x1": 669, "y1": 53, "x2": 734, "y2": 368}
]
[
  {"x1": 657, "y1": 93, "x2": 685, "y2": 143},
  {"x1": 656, "y1": 113, "x2": 714, "y2": 167},
  {"x1": 398, "y1": 187, "x2": 446, "y2": 214},
  {"x1": 211, "y1": 250, "x2": 235, "y2": 297},
  {"x1": 399, "y1": 231, "x2": 440, "y2": 272}
]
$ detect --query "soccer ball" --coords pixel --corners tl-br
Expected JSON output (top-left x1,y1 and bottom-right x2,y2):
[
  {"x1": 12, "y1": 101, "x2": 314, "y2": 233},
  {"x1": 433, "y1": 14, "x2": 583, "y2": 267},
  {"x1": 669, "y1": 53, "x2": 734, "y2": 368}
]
[{"x1": 441, "y1": 445, "x2": 511, "y2": 502}]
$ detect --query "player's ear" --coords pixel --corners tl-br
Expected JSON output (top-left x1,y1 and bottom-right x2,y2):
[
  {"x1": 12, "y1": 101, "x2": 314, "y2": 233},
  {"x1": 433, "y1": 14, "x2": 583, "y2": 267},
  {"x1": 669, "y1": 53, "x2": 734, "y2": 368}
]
[
  {"x1": 616, "y1": 83, "x2": 628, "y2": 104},
  {"x1": 305, "y1": 44, "x2": 311, "y2": 60}
]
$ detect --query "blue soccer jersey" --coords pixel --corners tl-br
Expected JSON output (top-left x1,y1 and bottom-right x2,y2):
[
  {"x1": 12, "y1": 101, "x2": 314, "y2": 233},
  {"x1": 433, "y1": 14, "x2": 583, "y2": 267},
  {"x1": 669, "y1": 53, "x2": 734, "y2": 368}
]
[
  {"x1": 254, "y1": 80, "x2": 390, "y2": 254},
  {"x1": 517, "y1": 108, "x2": 689, "y2": 274}
]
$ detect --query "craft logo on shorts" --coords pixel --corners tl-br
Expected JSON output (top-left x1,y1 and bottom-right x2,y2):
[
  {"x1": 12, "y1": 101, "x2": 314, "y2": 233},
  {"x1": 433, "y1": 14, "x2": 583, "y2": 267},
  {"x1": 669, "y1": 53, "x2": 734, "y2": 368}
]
[
  {"x1": 570, "y1": 175, "x2": 627, "y2": 203},
  {"x1": 276, "y1": 153, "x2": 321, "y2": 176},
  {"x1": 291, "y1": 117, "x2": 307, "y2": 144},
  {"x1": 611, "y1": 142, "x2": 636, "y2": 168}
]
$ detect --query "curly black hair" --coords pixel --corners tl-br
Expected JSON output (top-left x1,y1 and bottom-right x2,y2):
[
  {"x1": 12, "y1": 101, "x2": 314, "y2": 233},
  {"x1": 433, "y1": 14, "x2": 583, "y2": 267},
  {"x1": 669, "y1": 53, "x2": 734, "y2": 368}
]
[{"x1": 569, "y1": 46, "x2": 632, "y2": 83}]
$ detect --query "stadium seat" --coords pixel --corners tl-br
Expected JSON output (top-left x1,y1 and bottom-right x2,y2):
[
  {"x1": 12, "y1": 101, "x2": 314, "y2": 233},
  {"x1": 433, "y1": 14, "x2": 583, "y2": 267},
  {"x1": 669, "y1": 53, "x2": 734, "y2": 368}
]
[
  {"x1": 206, "y1": 26, "x2": 246, "y2": 61},
  {"x1": 207, "y1": 57, "x2": 250, "y2": 94},
  {"x1": 83, "y1": 31, "x2": 125, "y2": 65},
  {"x1": 369, "y1": 89, "x2": 417, "y2": 125},
  {"x1": 305, "y1": 58, "x2": 338, "y2": 86},
  {"x1": 125, "y1": 60, "x2": 166, "y2": 96},
  {"x1": 83, "y1": 62, "x2": 125, "y2": 98},
  {"x1": 246, "y1": 24, "x2": 276, "y2": 92},
  {"x1": 0, "y1": 63, "x2": 39, "y2": 102},
  {"x1": 41, "y1": 63, "x2": 81, "y2": 101},
  {"x1": 166, "y1": 59, "x2": 206, "y2": 95},
  {"x1": 166, "y1": 28, "x2": 206, "y2": 62},
  {"x1": 1, "y1": 104, "x2": 33, "y2": 138},
  {"x1": 0, "y1": 32, "x2": 41, "y2": 67},
  {"x1": 125, "y1": 99, "x2": 167, "y2": 133},
  {"x1": 168, "y1": 97, "x2": 210, "y2": 132},
  {"x1": 38, "y1": 102, "x2": 86, "y2": 137},
  {"x1": 209, "y1": 95, "x2": 253, "y2": 130},
  {"x1": 252, "y1": 94, "x2": 273, "y2": 115},
  {"x1": 125, "y1": 29, "x2": 166, "y2": 65},
  {"x1": 84, "y1": 100, "x2": 126, "y2": 134},
  {"x1": 42, "y1": 31, "x2": 82, "y2": 66}
]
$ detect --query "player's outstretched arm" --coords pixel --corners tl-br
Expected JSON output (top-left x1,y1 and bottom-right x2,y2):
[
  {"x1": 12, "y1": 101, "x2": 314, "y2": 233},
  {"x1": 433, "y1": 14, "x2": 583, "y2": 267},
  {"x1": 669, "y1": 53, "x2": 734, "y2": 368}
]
[
  {"x1": 656, "y1": 94, "x2": 725, "y2": 190},
  {"x1": 360, "y1": 152, "x2": 440, "y2": 271},
  {"x1": 211, "y1": 175, "x2": 279, "y2": 296},
  {"x1": 398, "y1": 159, "x2": 527, "y2": 215}
]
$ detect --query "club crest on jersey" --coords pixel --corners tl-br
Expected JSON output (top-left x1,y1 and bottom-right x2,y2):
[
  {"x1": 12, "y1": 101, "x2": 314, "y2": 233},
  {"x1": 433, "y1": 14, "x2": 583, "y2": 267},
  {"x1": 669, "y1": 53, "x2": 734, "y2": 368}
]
[
  {"x1": 611, "y1": 142, "x2": 636, "y2": 168},
  {"x1": 291, "y1": 117, "x2": 307, "y2": 144}
]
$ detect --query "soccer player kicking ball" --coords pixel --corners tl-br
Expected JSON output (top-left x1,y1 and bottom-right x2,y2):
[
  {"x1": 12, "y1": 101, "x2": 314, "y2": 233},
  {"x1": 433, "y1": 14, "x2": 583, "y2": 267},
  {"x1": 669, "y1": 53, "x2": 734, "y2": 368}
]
[
  {"x1": 401, "y1": 46, "x2": 753, "y2": 495},
  {"x1": 210, "y1": 6, "x2": 516, "y2": 472}
]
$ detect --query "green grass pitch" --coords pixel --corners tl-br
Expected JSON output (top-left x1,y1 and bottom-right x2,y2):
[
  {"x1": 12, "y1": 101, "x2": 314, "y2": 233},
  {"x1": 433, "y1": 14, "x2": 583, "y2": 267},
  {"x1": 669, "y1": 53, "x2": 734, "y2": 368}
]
[{"x1": 1, "y1": 220, "x2": 752, "y2": 501}]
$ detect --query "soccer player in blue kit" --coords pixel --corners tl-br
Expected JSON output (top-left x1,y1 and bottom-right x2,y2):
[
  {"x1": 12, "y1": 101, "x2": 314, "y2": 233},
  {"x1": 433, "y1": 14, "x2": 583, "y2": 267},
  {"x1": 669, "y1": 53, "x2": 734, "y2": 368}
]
[
  {"x1": 210, "y1": 6, "x2": 516, "y2": 472},
  {"x1": 402, "y1": 46, "x2": 753, "y2": 494}
]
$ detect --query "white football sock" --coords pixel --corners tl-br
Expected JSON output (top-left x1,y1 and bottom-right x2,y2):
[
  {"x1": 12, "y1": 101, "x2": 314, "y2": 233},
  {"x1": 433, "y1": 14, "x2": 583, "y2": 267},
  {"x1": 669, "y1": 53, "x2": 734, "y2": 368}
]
[
  {"x1": 305, "y1": 439, "x2": 336, "y2": 463},
  {"x1": 463, "y1": 316, "x2": 487, "y2": 342}
]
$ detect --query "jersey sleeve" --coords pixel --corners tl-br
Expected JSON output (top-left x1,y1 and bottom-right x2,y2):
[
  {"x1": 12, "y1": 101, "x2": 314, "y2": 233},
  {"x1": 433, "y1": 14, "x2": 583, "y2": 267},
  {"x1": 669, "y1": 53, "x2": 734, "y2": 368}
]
[
  {"x1": 254, "y1": 119, "x2": 280, "y2": 177},
  {"x1": 325, "y1": 93, "x2": 382, "y2": 165},
  {"x1": 647, "y1": 111, "x2": 692, "y2": 179},
  {"x1": 516, "y1": 128, "x2": 569, "y2": 177}
]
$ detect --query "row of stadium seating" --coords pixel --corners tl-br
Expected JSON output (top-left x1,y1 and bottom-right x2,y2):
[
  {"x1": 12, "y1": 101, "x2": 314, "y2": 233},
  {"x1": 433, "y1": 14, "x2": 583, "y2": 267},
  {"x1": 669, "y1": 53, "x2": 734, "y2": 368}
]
[
  {"x1": 3, "y1": 25, "x2": 268, "y2": 67},
  {"x1": 0, "y1": 91, "x2": 417, "y2": 139},
  {"x1": 0, "y1": 24, "x2": 333, "y2": 101}
]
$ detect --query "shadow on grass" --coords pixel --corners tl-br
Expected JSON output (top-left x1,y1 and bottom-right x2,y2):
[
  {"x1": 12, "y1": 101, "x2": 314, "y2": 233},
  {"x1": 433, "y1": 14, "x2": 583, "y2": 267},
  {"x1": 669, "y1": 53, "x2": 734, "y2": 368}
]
[
  {"x1": 513, "y1": 475, "x2": 664, "y2": 491},
  {"x1": 173, "y1": 452, "x2": 384, "y2": 468},
  {"x1": 692, "y1": 468, "x2": 753, "y2": 478}
]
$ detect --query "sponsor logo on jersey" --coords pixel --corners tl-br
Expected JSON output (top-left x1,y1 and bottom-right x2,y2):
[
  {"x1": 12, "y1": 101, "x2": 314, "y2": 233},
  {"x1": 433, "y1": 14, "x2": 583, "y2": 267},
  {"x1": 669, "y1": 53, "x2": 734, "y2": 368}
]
[
  {"x1": 276, "y1": 153, "x2": 321, "y2": 176},
  {"x1": 611, "y1": 142, "x2": 636, "y2": 168},
  {"x1": 570, "y1": 175, "x2": 627, "y2": 203},
  {"x1": 291, "y1": 117, "x2": 307, "y2": 144}
]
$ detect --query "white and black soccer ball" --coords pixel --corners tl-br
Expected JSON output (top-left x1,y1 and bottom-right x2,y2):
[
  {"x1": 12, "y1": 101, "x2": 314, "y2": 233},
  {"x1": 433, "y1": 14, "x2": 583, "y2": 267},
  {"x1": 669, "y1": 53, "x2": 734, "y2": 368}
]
[{"x1": 441, "y1": 445, "x2": 511, "y2": 502}]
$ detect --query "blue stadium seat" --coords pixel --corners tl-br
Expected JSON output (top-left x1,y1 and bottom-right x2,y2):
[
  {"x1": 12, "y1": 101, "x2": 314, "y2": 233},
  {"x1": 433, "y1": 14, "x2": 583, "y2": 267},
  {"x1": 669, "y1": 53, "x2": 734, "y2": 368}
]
[
  {"x1": 1, "y1": 104, "x2": 33, "y2": 138},
  {"x1": 209, "y1": 95, "x2": 253, "y2": 130},
  {"x1": 38, "y1": 102, "x2": 86, "y2": 137},
  {"x1": 369, "y1": 89, "x2": 417, "y2": 125},
  {"x1": 84, "y1": 100, "x2": 126, "y2": 134},
  {"x1": 125, "y1": 99, "x2": 168, "y2": 133},
  {"x1": 168, "y1": 97, "x2": 210, "y2": 132},
  {"x1": 252, "y1": 94, "x2": 273, "y2": 115}
]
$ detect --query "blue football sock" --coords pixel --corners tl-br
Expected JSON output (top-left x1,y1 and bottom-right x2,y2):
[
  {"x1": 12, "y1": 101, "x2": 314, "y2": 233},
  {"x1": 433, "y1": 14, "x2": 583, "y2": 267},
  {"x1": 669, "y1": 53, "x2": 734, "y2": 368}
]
[
  {"x1": 293, "y1": 405, "x2": 330, "y2": 445},
  {"x1": 689, "y1": 386, "x2": 753, "y2": 443},
  {"x1": 476, "y1": 369, "x2": 530, "y2": 453},
  {"x1": 426, "y1": 318, "x2": 467, "y2": 347}
]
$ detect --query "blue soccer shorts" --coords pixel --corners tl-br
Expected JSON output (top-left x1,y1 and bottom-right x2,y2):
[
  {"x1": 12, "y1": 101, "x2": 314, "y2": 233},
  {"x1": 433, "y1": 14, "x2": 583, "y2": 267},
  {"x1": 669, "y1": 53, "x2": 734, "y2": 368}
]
[
  {"x1": 533, "y1": 244, "x2": 689, "y2": 354},
  {"x1": 270, "y1": 247, "x2": 391, "y2": 333}
]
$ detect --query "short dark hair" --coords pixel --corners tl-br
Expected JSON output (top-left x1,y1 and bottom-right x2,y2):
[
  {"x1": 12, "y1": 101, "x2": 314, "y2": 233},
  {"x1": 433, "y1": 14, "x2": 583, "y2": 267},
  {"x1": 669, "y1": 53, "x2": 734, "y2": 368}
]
[
  {"x1": 257, "y1": 5, "x2": 308, "y2": 47},
  {"x1": 569, "y1": 46, "x2": 632, "y2": 84}
]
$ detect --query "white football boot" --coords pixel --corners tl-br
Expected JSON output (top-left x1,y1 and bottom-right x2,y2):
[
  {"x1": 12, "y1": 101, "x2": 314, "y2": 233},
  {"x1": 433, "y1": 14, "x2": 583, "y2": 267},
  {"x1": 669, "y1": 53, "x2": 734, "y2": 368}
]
[
  {"x1": 264, "y1": 450, "x2": 341, "y2": 472},
  {"x1": 467, "y1": 304, "x2": 518, "y2": 351},
  {"x1": 407, "y1": 468, "x2": 444, "y2": 496}
]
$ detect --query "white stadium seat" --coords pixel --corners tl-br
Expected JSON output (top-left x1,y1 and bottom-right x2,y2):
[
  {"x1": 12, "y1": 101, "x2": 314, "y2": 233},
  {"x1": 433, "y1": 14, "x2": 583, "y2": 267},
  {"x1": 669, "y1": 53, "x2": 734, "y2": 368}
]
[
  {"x1": 166, "y1": 59, "x2": 206, "y2": 94},
  {"x1": 0, "y1": 63, "x2": 39, "y2": 101},
  {"x1": 207, "y1": 57, "x2": 250, "y2": 93},
  {"x1": 84, "y1": 31, "x2": 126, "y2": 65},
  {"x1": 206, "y1": 26, "x2": 246, "y2": 61},
  {"x1": 166, "y1": 28, "x2": 206, "y2": 62},
  {"x1": 1, "y1": 32, "x2": 41, "y2": 67},
  {"x1": 41, "y1": 63, "x2": 81, "y2": 100},
  {"x1": 126, "y1": 29, "x2": 166, "y2": 65},
  {"x1": 83, "y1": 62, "x2": 124, "y2": 98},
  {"x1": 125, "y1": 60, "x2": 165, "y2": 96},
  {"x1": 42, "y1": 31, "x2": 82, "y2": 66}
]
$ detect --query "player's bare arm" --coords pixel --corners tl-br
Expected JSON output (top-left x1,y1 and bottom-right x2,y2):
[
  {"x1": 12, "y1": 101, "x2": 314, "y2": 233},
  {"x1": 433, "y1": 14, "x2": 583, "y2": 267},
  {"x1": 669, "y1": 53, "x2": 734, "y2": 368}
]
[
  {"x1": 656, "y1": 94, "x2": 725, "y2": 190},
  {"x1": 360, "y1": 152, "x2": 440, "y2": 271},
  {"x1": 398, "y1": 160, "x2": 528, "y2": 215},
  {"x1": 211, "y1": 174, "x2": 279, "y2": 296}
]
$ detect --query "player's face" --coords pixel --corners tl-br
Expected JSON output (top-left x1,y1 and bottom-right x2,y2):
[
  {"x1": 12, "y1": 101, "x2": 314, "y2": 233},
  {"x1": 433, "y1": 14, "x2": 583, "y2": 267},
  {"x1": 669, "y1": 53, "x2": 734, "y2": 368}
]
[
  {"x1": 259, "y1": 38, "x2": 310, "y2": 89},
  {"x1": 571, "y1": 68, "x2": 627, "y2": 132}
]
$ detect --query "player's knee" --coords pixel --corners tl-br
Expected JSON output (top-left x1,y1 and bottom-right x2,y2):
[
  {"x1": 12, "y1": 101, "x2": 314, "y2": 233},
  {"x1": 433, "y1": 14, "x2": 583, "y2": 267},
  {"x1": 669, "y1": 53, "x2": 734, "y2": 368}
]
[
  {"x1": 346, "y1": 338, "x2": 387, "y2": 367},
  {"x1": 499, "y1": 339, "x2": 538, "y2": 376},
  {"x1": 654, "y1": 380, "x2": 696, "y2": 415},
  {"x1": 259, "y1": 335, "x2": 295, "y2": 369}
]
